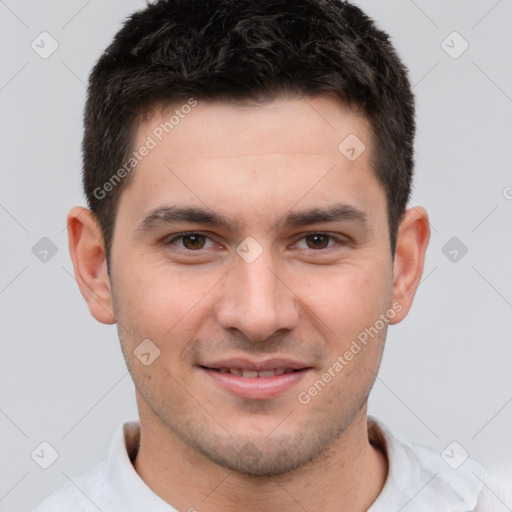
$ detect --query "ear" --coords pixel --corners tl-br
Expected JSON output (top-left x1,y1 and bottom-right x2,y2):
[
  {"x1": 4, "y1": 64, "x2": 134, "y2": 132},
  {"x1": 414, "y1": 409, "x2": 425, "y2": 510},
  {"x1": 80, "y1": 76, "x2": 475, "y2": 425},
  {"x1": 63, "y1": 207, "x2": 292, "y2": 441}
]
[
  {"x1": 67, "y1": 206, "x2": 115, "y2": 324},
  {"x1": 389, "y1": 206, "x2": 430, "y2": 324}
]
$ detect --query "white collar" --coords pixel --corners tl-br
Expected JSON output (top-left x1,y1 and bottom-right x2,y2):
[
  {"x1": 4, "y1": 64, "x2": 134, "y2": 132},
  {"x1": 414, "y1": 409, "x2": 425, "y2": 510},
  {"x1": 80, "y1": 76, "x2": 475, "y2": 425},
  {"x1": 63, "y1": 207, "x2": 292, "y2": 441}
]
[
  {"x1": 367, "y1": 415, "x2": 486, "y2": 511},
  {"x1": 101, "y1": 420, "x2": 174, "y2": 511}
]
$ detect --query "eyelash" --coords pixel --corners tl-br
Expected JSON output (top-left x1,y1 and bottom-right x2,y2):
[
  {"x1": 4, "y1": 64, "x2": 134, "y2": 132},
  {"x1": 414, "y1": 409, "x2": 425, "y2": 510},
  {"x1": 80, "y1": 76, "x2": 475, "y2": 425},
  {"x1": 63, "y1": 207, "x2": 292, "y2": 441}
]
[{"x1": 163, "y1": 231, "x2": 346, "y2": 252}]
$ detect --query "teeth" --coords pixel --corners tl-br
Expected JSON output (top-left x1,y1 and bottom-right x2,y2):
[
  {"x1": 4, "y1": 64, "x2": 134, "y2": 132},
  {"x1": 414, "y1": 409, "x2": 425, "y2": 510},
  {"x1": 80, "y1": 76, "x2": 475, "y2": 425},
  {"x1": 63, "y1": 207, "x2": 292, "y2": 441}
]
[{"x1": 213, "y1": 367, "x2": 299, "y2": 377}]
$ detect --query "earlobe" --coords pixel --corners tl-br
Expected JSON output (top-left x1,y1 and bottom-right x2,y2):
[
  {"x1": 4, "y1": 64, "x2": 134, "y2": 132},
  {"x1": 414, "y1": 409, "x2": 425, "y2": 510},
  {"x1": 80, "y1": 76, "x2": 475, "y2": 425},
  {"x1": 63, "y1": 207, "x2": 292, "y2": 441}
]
[
  {"x1": 390, "y1": 207, "x2": 431, "y2": 324},
  {"x1": 67, "y1": 206, "x2": 116, "y2": 324}
]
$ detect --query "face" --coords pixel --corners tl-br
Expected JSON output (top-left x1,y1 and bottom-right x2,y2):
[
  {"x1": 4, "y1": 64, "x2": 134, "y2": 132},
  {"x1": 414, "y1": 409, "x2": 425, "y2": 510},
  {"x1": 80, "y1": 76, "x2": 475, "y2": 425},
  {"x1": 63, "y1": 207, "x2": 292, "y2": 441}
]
[{"x1": 108, "y1": 95, "x2": 397, "y2": 475}]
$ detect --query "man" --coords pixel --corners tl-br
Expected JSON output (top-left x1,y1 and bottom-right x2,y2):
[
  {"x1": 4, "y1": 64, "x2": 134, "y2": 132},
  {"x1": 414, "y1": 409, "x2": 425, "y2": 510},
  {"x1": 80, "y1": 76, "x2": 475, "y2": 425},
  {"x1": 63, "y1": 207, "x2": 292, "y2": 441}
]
[{"x1": 33, "y1": 0, "x2": 507, "y2": 510}]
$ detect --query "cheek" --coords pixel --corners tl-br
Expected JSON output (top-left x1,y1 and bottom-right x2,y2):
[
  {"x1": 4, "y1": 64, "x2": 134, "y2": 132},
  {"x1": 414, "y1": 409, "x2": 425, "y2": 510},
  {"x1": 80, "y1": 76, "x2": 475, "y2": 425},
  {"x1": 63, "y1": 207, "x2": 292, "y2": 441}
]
[
  {"x1": 112, "y1": 256, "x2": 221, "y2": 344},
  {"x1": 297, "y1": 261, "x2": 393, "y2": 341}
]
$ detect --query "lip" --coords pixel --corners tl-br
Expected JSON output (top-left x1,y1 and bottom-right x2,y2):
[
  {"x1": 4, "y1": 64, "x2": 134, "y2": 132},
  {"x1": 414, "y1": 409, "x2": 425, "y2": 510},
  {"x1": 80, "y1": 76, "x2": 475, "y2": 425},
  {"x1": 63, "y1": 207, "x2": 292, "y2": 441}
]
[
  {"x1": 199, "y1": 357, "x2": 312, "y2": 400},
  {"x1": 200, "y1": 357, "x2": 310, "y2": 372}
]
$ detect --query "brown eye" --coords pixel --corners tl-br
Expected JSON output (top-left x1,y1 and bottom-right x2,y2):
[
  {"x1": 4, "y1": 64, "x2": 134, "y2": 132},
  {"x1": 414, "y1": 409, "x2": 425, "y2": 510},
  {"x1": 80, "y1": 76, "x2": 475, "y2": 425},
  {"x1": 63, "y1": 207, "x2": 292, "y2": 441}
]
[
  {"x1": 305, "y1": 234, "x2": 330, "y2": 249},
  {"x1": 181, "y1": 234, "x2": 207, "y2": 250},
  {"x1": 164, "y1": 232, "x2": 217, "y2": 252}
]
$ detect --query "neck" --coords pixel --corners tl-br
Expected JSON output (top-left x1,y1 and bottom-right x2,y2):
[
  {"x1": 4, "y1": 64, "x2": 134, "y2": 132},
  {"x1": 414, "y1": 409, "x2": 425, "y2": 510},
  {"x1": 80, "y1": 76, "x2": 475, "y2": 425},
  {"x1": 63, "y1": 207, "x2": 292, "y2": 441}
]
[{"x1": 133, "y1": 401, "x2": 388, "y2": 511}]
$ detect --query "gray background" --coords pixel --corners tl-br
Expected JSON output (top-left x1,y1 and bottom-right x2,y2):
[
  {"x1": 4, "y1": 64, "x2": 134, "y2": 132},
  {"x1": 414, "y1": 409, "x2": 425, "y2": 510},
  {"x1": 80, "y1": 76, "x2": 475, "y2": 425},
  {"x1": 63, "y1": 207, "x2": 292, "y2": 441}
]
[{"x1": 1, "y1": 1, "x2": 511, "y2": 510}]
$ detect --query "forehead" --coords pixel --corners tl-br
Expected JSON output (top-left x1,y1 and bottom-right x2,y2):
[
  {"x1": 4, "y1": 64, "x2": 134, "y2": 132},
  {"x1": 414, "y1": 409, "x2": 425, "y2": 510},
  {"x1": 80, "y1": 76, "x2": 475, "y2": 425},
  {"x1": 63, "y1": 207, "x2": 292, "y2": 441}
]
[
  {"x1": 137, "y1": 94, "x2": 371, "y2": 161},
  {"x1": 120, "y1": 95, "x2": 384, "y2": 230}
]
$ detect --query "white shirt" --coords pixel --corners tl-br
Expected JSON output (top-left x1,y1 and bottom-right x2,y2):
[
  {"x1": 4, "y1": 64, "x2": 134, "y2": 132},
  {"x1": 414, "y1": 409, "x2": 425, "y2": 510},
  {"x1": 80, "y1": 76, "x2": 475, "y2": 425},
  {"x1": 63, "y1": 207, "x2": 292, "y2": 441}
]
[{"x1": 32, "y1": 417, "x2": 510, "y2": 511}]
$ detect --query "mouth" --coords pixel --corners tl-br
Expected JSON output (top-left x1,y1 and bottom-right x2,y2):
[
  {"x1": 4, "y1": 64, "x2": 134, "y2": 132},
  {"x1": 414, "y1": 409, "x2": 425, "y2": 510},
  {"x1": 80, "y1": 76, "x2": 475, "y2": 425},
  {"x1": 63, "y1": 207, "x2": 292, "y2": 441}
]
[
  {"x1": 198, "y1": 358, "x2": 312, "y2": 400},
  {"x1": 202, "y1": 367, "x2": 303, "y2": 377}
]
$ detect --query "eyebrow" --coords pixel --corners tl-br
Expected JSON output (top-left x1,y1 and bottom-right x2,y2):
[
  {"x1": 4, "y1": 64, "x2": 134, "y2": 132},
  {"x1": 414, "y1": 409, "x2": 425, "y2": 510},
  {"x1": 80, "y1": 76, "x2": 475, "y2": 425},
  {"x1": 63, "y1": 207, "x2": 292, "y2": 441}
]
[{"x1": 136, "y1": 203, "x2": 367, "y2": 233}]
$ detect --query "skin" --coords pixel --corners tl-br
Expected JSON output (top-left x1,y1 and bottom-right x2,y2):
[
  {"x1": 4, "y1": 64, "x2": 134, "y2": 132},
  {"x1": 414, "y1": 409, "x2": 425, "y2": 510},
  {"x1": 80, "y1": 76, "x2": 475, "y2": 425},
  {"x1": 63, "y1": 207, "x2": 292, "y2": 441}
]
[{"x1": 68, "y1": 94, "x2": 430, "y2": 511}]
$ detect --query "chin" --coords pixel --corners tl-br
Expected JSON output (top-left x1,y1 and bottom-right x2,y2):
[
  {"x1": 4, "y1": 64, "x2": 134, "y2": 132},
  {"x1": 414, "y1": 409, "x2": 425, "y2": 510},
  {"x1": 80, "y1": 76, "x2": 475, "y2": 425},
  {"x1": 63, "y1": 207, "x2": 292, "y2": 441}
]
[{"x1": 192, "y1": 431, "x2": 329, "y2": 477}]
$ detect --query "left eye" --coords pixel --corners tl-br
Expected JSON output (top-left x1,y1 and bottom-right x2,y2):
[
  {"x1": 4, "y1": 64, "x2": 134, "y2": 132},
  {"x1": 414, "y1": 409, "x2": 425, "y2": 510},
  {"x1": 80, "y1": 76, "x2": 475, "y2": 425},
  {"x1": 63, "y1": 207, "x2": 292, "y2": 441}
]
[{"x1": 295, "y1": 233, "x2": 338, "y2": 250}]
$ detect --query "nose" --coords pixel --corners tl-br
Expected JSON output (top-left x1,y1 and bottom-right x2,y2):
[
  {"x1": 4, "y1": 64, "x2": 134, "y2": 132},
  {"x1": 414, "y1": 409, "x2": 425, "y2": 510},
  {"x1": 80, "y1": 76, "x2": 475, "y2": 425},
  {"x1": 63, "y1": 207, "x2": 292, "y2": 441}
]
[{"x1": 214, "y1": 252, "x2": 300, "y2": 343}]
